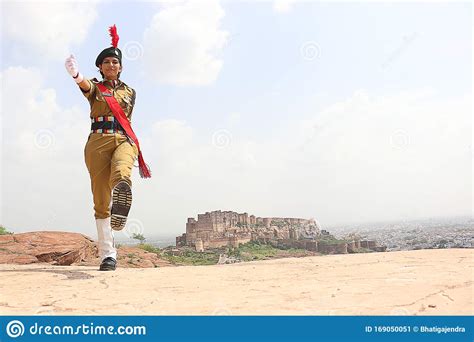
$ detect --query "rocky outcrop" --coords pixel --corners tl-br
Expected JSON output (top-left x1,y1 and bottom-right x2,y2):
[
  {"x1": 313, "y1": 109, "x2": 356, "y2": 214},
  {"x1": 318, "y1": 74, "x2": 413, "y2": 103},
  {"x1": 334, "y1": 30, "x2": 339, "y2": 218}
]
[
  {"x1": 0, "y1": 231, "x2": 173, "y2": 268},
  {"x1": 113, "y1": 246, "x2": 174, "y2": 268},
  {"x1": 0, "y1": 231, "x2": 97, "y2": 265}
]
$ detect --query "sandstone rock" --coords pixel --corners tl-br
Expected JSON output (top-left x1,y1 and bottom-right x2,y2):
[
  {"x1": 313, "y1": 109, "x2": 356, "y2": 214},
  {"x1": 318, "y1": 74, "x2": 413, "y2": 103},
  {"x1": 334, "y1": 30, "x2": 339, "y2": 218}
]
[
  {"x1": 113, "y1": 246, "x2": 174, "y2": 268},
  {"x1": 0, "y1": 231, "x2": 97, "y2": 265},
  {"x1": 0, "y1": 231, "x2": 174, "y2": 268}
]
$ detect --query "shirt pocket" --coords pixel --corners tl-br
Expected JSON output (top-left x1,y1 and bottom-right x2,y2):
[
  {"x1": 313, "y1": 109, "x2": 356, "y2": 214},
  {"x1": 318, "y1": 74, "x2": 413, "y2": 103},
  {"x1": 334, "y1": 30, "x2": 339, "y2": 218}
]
[
  {"x1": 91, "y1": 92, "x2": 111, "y2": 116},
  {"x1": 95, "y1": 92, "x2": 107, "y2": 103}
]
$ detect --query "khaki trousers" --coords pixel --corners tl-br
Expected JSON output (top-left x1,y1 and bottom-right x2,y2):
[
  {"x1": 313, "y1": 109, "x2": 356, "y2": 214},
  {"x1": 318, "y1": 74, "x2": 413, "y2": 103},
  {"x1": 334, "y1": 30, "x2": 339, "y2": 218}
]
[{"x1": 84, "y1": 133, "x2": 138, "y2": 219}]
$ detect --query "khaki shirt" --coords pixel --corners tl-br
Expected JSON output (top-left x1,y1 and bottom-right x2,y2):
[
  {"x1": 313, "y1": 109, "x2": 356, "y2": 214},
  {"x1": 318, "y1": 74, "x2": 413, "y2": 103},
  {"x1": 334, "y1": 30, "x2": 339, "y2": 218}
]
[{"x1": 80, "y1": 78, "x2": 136, "y2": 122}]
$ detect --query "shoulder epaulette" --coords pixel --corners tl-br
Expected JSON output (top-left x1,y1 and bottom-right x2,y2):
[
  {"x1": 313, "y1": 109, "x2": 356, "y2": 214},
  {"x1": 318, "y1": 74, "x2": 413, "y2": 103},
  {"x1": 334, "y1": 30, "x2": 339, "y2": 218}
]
[{"x1": 122, "y1": 81, "x2": 134, "y2": 92}]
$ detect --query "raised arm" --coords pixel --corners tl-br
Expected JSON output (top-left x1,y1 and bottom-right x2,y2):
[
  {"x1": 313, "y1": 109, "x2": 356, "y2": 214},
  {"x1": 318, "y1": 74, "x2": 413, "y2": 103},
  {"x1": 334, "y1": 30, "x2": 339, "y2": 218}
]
[{"x1": 64, "y1": 54, "x2": 91, "y2": 92}]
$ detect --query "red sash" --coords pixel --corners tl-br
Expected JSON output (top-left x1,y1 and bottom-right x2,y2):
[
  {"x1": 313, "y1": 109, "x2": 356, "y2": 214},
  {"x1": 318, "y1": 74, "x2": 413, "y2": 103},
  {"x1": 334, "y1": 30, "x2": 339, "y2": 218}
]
[{"x1": 96, "y1": 82, "x2": 151, "y2": 179}]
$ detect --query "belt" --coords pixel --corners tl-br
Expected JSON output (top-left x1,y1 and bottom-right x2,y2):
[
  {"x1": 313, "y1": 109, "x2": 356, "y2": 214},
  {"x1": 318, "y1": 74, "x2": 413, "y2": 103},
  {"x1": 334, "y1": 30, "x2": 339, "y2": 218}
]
[{"x1": 90, "y1": 116, "x2": 125, "y2": 134}]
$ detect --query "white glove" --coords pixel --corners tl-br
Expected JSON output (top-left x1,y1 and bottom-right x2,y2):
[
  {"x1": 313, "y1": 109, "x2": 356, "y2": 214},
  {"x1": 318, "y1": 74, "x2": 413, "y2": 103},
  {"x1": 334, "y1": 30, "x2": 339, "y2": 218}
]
[{"x1": 65, "y1": 54, "x2": 84, "y2": 83}]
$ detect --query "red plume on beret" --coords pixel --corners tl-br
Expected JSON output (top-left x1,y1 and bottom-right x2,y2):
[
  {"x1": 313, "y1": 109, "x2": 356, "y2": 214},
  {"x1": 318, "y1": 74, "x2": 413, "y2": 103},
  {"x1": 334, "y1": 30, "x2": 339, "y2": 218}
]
[{"x1": 109, "y1": 25, "x2": 119, "y2": 48}]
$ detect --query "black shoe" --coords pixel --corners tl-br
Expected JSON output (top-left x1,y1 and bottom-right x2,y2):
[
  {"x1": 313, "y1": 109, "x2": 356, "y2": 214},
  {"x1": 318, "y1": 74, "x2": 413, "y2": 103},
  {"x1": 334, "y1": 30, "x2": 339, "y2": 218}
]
[
  {"x1": 99, "y1": 257, "x2": 117, "y2": 271},
  {"x1": 111, "y1": 181, "x2": 132, "y2": 231}
]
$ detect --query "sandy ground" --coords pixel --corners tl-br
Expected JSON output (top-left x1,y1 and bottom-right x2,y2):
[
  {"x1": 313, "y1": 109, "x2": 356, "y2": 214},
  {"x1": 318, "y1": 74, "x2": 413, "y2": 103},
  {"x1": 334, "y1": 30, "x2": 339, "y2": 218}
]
[{"x1": 0, "y1": 249, "x2": 472, "y2": 315}]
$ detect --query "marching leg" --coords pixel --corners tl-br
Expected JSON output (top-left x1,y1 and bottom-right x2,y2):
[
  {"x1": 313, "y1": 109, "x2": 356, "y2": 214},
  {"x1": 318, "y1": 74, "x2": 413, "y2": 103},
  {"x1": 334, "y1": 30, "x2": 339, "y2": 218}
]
[
  {"x1": 96, "y1": 217, "x2": 117, "y2": 271},
  {"x1": 110, "y1": 139, "x2": 137, "y2": 230}
]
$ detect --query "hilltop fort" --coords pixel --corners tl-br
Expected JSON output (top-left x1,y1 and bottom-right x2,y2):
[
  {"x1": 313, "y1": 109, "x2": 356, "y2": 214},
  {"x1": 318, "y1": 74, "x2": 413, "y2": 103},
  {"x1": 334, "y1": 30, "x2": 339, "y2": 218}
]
[{"x1": 176, "y1": 210, "x2": 384, "y2": 254}]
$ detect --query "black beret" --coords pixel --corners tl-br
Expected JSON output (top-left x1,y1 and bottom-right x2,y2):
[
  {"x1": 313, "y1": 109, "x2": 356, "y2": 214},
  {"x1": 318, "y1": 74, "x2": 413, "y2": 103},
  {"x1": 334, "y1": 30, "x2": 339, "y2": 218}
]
[{"x1": 95, "y1": 47, "x2": 122, "y2": 67}]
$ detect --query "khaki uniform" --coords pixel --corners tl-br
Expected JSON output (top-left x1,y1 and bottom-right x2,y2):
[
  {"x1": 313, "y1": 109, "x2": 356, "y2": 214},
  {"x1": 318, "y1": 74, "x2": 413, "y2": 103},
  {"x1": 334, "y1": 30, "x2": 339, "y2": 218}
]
[{"x1": 82, "y1": 78, "x2": 138, "y2": 219}]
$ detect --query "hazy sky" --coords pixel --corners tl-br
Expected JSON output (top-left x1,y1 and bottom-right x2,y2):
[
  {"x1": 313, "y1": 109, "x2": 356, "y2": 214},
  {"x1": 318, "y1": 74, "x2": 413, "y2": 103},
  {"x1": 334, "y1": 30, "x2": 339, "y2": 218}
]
[{"x1": 1, "y1": 1, "x2": 472, "y2": 240}]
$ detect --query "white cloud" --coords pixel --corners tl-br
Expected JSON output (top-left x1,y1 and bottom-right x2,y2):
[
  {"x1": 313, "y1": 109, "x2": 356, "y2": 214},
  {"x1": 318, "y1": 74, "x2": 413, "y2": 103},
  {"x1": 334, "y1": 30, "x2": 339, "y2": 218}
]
[
  {"x1": 140, "y1": 89, "x2": 471, "y2": 234},
  {"x1": 291, "y1": 89, "x2": 471, "y2": 223},
  {"x1": 1, "y1": 1, "x2": 99, "y2": 60},
  {"x1": 152, "y1": 119, "x2": 193, "y2": 150},
  {"x1": 1, "y1": 74, "x2": 470, "y2": 237},
  {"x1": 142, "y1": 0, "x2": 228, "y2": 85},
  {"x1": 1, "y1": 67, "x2": 94, "y2": 235}
]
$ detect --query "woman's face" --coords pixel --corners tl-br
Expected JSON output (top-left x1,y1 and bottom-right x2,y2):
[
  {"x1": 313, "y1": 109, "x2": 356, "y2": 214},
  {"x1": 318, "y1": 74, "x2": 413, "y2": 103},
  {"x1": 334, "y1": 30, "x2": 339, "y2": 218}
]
[{"x1": 99, "y1": 57, "x2": 122, "y2": 80}]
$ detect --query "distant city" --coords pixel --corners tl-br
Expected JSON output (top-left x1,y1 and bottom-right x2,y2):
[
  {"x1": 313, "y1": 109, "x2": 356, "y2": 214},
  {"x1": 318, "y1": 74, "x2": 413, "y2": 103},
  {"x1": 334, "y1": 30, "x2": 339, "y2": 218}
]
[
  {"x1": 327, "y1": 216, "x2": 473, "y2": 251},
  {"x1": 117, "y1": 216, "x2": 473, "y2": 251}
]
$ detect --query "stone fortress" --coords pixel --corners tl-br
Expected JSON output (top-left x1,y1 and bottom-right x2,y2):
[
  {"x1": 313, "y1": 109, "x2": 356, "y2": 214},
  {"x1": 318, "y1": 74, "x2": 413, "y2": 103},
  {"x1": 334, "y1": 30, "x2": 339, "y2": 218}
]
[{"x1": 176, "y1": 210, "x2": 384, "y2": 254}]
